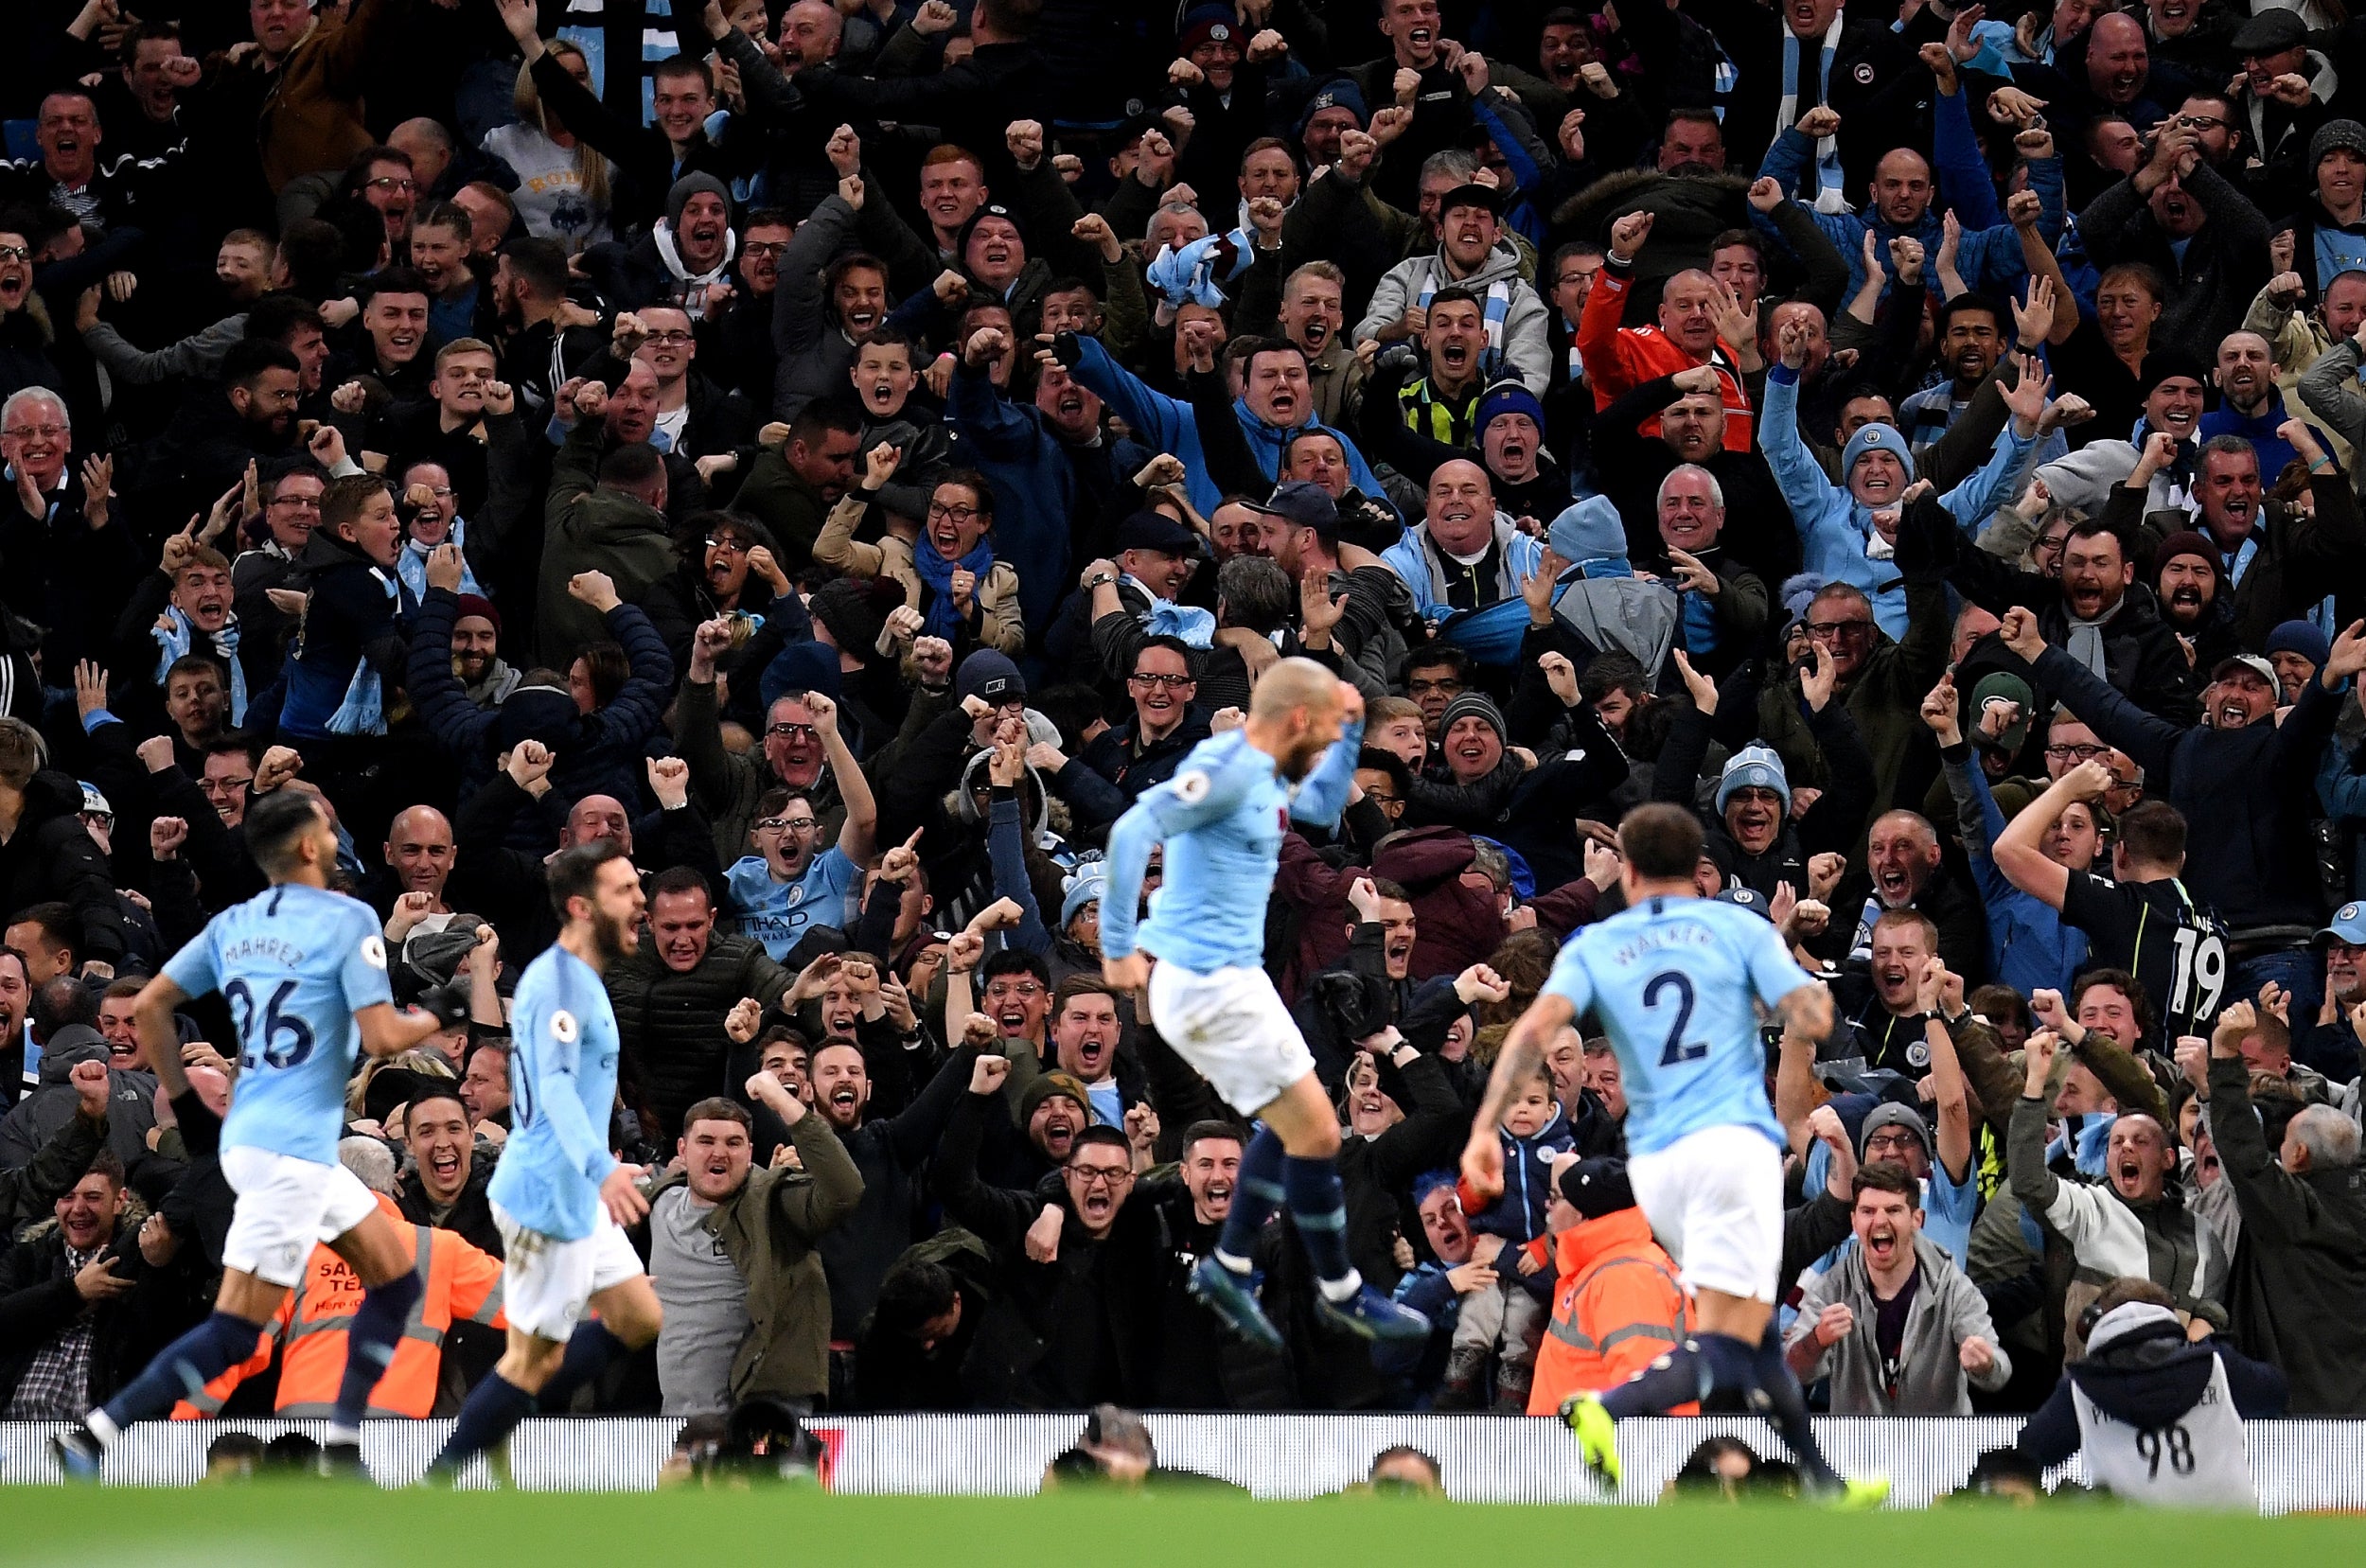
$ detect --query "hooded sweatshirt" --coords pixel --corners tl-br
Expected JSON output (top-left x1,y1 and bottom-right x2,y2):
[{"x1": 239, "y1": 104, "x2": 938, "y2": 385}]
[{"x1": 2014, "y1": 1301, "x2": 2286, "y2": 1505}]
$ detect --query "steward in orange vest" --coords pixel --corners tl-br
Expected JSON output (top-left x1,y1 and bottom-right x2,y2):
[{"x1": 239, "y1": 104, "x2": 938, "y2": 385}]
[
  {"x1": 1527, "y1": 1157, "x2": 1695, "y2": 1417},
  {"x1": 172, "y1": 1192, "x2": 505, "y2": 1419}
]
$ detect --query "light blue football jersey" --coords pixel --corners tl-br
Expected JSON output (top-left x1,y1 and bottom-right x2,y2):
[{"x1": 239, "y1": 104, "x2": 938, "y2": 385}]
[
  {"x1": 1102, "y1": 721, "x2": 1362, "y2": 974},
  {"x1": 724, "y1": 848, "x2": 861, "y2": 960},
  {"x1": 1541, "y1": 893, "x2": 1813, "y2": 1156},
  {"x1": 162, "y1": 884, "x2": 392, "y2": 1165},
  {"x1": 489, "y1": 945, "x2": 622, "y2": 1241}
]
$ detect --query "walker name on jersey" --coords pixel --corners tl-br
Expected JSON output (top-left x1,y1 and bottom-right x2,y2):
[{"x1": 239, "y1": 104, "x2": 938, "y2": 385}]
[{"x1": 1607, "y1": 923, "x2": 1715, "y2": 967}]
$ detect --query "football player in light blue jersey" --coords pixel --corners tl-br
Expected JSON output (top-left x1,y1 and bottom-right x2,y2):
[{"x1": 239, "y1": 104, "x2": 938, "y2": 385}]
[
  {"x1": 722, "y1": 692, "x2": 877, "y2": 960},
  {"x1": 1102, "y1": 658, "x2": 1428, "y2": 1349},
  {"x1": 57, "y1": 791, "x2": 457, "y2": 1479},
  {"x1": 1463, "y1": 803, "x2": 1886, "y2": 1507},
  {"x1": 432, "y1": 839, "x2": 664, "y2": 1477}
]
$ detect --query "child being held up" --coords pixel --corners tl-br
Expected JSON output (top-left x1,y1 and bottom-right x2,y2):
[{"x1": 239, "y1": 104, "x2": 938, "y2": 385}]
[{"x1": 1447, "y1": 1063, "x2": 1575, "y2": 1411}]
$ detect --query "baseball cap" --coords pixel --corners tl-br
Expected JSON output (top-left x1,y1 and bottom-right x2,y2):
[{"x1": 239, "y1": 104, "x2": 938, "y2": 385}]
[
  {"x1": 2321, "y1": 901, "x2": 2366, "y2": 945},
  {"x1": 1437, "y1": 182, "x2": 1502, "y2": 220},
  {"x1": 2210, "y1": 652, "x2": 2278, "y2": 689},
  {"x1": 1113, "y1": 509, "x2": 1202, "y2": 556},
  {"x1": 1969, "y1": 671, "x2": 2035, "y2": 754},
  {"x1": 1713, "y1": 886, "x2": 1774, "y2": 921},
  {"x1": 1243, "y1": 479, "x2": 1337, "y2": 537}
]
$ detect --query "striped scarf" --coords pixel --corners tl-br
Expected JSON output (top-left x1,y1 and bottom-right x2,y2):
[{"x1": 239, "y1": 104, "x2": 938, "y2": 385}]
[
  {"x1": 1778, "y1": 12, "x2": 1850, "y2": 214},
  {"x1": 153, "y1": 606, "x2": 247, "y2": 725},
  {"x1": 326, "y1": 570, "x2": 400, "y2": 736},
  {"x1": 1417, "y1": 267, "x2": 1513, "y2": 373}
]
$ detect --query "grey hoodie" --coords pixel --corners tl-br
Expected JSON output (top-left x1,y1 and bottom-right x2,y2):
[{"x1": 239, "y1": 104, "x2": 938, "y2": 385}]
[
  {"x1": 1354, "y1": 239, "x2": 1551, "y2": 395},
  {"x1": 1787, "y1": 1228, "x2": 2011, "y2": 1414}
]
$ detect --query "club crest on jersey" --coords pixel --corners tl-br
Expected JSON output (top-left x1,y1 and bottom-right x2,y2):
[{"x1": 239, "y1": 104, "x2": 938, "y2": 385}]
[
  {"x1": 1908, "y1": 1039, "x2": 1931, "y2": 1068},
  {"x1": 1174, "y1": 769, "x2": 1211, "y2": 804},
  {"x1": 360, "y1": 935, "x2": 388, "y2": 970},
  {"x1": 551, "y1": 1010, "x2": 579, "y2": 1044}
]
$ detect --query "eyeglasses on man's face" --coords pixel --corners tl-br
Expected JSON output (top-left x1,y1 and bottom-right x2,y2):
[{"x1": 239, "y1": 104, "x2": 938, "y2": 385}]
[{"x1": 1064, "y1": 1163, "x2": 1133, "y2": 1189}]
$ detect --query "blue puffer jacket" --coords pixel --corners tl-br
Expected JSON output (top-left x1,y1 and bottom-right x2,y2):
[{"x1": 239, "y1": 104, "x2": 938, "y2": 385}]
[
  {"x1": 1762, "y1": 365, "x2": 2033, "y2": 638},
  {"x1": 1470, "y1": 1105, "x2": 1577, "y2": 1244}
]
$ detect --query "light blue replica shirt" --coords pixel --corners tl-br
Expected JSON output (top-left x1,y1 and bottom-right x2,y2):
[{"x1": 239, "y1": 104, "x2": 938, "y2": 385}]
[{"x1": 725, "y1": 847, "x2": 861, "y2": 960}]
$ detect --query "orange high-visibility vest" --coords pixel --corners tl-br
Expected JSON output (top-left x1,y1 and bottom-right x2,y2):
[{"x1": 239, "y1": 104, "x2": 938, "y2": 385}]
[
  {"x1": 172, "y1": 1193, "x2": 505, "y2": 1419},
  {"x1": 1527, "y1": 1207, "x2": 1695, "y2": 1417}
]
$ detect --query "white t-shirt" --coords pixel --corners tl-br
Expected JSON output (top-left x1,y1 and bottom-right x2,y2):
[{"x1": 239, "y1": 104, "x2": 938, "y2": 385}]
[{"x1": 483, "y1": 124, "x2": 613, "y2": 254}]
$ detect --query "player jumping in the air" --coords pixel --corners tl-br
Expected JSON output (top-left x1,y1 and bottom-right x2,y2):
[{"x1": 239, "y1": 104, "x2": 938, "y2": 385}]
[
  {"x1": 430, "y1": 838, "x2": 663, "y2": 1477},
  {"x1": 1463, "y1": 803, "x2": 1887, "y2": 1506},
  {"x1": 54, "y1": 791, "x2": 460, "y2": 1479},
  {"x1": 1102, "y1": 658, "x2": 1428, "y2": 1348}
]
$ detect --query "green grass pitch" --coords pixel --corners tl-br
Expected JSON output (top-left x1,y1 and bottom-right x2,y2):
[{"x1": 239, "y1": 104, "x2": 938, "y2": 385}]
[{"x1": 1, "y1": 1482, "x2": 2361, "y2": 1566}]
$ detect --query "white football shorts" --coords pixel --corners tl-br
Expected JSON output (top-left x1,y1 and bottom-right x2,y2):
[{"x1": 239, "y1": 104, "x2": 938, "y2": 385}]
[
  {"x1": 220, "y1": 1146, "x2": 383, "y2": 1288},
  {"x1": 1145, "y1": 960, "x2": 1318, "y2": 1117},
  {"x1": 491, "y1": 1201, "x2": 645, "y2": 1341},
  {"x1": 1625, "y1": 1123, "x2": 1786, "y2": 1303}
]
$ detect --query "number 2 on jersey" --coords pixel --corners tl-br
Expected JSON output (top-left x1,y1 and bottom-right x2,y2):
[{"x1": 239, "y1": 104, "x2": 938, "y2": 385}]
[
  {"x1": 222, "y1": 978, "x2": 315, "y2": 1070},
  {"x1": 1645, "y1": 971, "x2": 1704, "y2": 1067}
]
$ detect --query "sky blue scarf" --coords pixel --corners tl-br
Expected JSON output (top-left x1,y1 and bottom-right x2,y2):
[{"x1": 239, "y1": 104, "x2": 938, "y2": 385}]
[{"x1": 913, "y1": 537, "x2": 995, "y2": 640}]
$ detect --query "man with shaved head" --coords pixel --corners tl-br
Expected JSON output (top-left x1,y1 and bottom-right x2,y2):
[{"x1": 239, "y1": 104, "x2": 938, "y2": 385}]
[
  {"x1": 1379, "y1": 459, "x2": 1544, "y2": 618},
  {"x1": 2200, "y1": 329, "x2": 2297, "y2": 479},
  {"x1": 380, "y1": 805, "x2": 457, "y2": 917},
  {"x1": 448, "y1": 741, "x2": 719, "y2": 961},
  {"x1": 1578, "y1": 211, "x2": 1759, "y2": 453}
]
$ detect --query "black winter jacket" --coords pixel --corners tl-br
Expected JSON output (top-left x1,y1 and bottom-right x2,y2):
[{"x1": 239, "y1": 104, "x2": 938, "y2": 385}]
[
  {"x1": 0, "y1": 772, "x2": 131, "y2": 963},
  {"x1": 606, "y1": 932, "x2": 790, "y2": 1144},
  {"x1": 2207, "y1": 1052, "x2": 2366, "y2": 1414}
]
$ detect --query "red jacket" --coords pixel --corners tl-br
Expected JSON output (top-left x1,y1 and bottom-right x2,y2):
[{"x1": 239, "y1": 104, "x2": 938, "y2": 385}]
[
  {"x1": 1528, "y1": 1207, "x2": 1696, "y2": 1417},
  {"x1": 1577, "y1": 263, "x2": 1755, "y2": 452}
]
